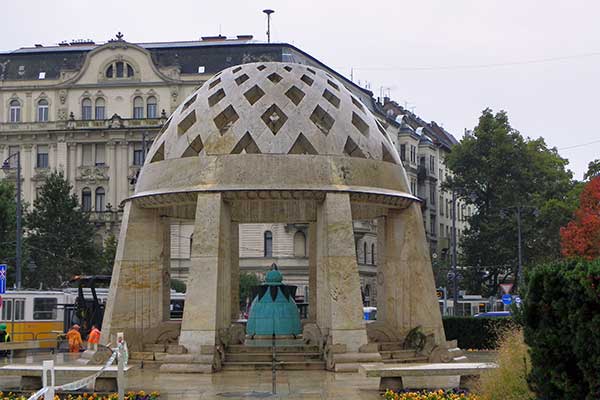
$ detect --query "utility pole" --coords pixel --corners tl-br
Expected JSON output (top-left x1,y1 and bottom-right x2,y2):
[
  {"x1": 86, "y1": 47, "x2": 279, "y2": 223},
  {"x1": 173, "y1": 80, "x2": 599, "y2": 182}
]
[
  {"x1": 263, "y1": 9, "x2": 274, "y2": 43},
  {"x1": 451, "y1": 191, "x2": 458, "y2": 315}
]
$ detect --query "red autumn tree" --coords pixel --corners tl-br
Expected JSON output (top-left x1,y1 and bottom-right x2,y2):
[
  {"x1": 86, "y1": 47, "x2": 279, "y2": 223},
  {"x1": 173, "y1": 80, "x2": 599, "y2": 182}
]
[{"x1": 560, "y1": 176, "x2": 600, "y2": 260}]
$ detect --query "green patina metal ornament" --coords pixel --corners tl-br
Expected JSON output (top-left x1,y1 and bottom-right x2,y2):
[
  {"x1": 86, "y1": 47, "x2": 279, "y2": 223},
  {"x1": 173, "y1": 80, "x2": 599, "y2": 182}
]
[{"x1": 246, "y1": 264, "x2": 302, "y2": 337}]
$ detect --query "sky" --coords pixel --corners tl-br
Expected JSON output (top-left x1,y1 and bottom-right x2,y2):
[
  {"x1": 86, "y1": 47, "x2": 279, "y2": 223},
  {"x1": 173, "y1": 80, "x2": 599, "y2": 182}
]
[{"x1": 1, "y1": 0, "x2": 599, "y2": 179}]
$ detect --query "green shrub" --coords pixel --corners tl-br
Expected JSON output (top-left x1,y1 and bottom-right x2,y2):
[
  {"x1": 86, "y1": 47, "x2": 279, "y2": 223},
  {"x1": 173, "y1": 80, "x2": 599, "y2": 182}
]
[
  {"x1": 443, "y1": 316, "x2": 517, "y2": 349},
  {"x1": 524, "y1": 259, "x2": 600, "y2": 400},
  {"x1": 477, "y1": 327, "x2": 534, "y2": 400}
]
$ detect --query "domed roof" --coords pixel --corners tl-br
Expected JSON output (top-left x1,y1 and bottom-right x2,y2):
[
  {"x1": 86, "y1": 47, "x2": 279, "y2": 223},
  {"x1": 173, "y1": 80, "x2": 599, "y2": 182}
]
[{"x1": 146, "y1": 62, "x2": 400, "y2": 165}]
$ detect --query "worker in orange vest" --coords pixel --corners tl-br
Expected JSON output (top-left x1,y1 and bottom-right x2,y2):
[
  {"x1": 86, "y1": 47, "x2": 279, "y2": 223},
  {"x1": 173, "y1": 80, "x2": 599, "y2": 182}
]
[
  {"x1": 87, "y1": 325, "x2": 101, "y2": 351},
  {"x1": 66, "y1": 324, "x2": 83, "y2": 353}
]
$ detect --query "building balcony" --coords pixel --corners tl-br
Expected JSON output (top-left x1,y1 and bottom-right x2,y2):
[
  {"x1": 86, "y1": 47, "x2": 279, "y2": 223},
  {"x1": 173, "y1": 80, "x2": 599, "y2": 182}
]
[
  {"x1": 0, "y1": 115, "x2": 166, "y2": 133},
  {"x1": 89, "y1": 209, "x2": 123, "y2": 225}
]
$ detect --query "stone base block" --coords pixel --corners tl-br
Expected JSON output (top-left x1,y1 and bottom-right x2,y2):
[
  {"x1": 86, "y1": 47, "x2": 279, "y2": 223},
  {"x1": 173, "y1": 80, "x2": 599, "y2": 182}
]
[
  {"x1": 333, "y1": 352, "x2": 382, "y2": 364},
  {"x1": 402, "y1": 375, "x2": 460, "y2": 390},
  {"x1": 144, "y1": 344, "x2": 167, "y2": 352},
  {"x1": 130, "y1": 351, "x2": 155, "y2": 361},
  {"x1": 94, "y1": 377, "x2": 117, "y2": 392},
  {"x1": 163, "y1": 354, "x2": 214, "y2": 363},
  {"x1": 334, "y1": 363, "x2": 359, "y2": 372},
  {"x1": 159, "y1": 363, "x2": 212, "y2": 373},
  {"x1": 154, "y1": 352, "x2": 168, "y2": 361},
  {"x1": 166, "y1": 344, "x2": 188, "y2": 354},
  {"x1": 379, "y1": 377, "x2": 403, "y2": 392},
  {"x1": 20, "y1": 376, "x2": 41, "y2": 390}
]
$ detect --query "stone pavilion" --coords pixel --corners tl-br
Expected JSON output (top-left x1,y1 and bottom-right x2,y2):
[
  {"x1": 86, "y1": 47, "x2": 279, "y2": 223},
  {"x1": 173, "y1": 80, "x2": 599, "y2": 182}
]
[{"x1": 101, "y1": 62, "x2": 448, "y2": 372}]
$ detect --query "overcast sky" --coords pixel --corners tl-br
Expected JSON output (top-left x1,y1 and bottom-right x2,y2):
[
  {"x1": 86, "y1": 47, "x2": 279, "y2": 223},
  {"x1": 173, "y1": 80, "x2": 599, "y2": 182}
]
[{"x1": 2, "y1": 0, "x2": 598, "y2": 179}]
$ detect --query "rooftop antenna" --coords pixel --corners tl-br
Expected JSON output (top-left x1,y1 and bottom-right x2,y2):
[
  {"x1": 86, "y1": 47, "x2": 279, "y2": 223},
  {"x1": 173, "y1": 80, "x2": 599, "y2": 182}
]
[{"x1": 263, "y1": 9, "x2": 275, "y2": 43}]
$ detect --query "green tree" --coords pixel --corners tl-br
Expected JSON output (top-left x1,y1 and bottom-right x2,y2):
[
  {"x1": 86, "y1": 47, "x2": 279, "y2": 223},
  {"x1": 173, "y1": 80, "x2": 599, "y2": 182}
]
[
  {"x1": 0, "y1": 180, "x2": 17, "y2": 286},
  {"x1": 584, "y1": 159, "x2": 600, "y2": 181},
  {"x1": 98, "y1": 233, "x2": 118, "y2": 275},
  {"x1": 239, "y1": 272, "x2": 260, "y2": 303},
  {"x1": 445, "y1": 109, "x2": 575, "y2": 295},
  {"x1": 25, "y1": 171, "x2": 100, "y2": 288}
]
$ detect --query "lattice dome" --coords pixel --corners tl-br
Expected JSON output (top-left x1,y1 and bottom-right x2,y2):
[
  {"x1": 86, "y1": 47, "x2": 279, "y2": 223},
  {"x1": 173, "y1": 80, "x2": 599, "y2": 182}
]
[{"x1": 146, "y1": 62, "x2": 401, "y2": 165}]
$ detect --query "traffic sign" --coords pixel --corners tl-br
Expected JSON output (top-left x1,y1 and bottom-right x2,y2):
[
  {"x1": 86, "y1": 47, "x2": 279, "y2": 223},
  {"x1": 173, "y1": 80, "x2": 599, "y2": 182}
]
[
  {"x1": 502, "y1": 294, "x2": 512, "y2": 305},
  {"x1": 514, "y1": 296, "x2": 522, "y2": 304},
  {"x1": 0, "y1": 264, "x2": 6, "y2": 295},
  {"x1": 500, "y1": 283, "x2": 513, "y2": 294}
]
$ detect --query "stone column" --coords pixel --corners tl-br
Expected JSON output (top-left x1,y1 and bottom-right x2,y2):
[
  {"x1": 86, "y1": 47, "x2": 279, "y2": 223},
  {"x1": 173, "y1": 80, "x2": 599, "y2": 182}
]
[
  {"x1": 67, "y1": 143, "x2": 77, "y2": 186},
  {"x1": 179, "y1": 193, "x2": 232, "y2": 353},
  {"x1": 384, "y1": 204, "x2": 446, "y2": 345},
  {"x1": 308, "y1": 222, "x2": 317, "y2": 322},
  {"x1": 107, "y1": 141, "x2": 117, "y2": 207},
  {"x1": 316, "y1": 192, "x2": 367, "y2": 352},
  {"x1": 56, "y1": 139, "x2": 67, "y2": 173},
  {"x1": 21, "y1": 144, "x2": 33, "y2": 205},
  {"x1": 230, "y1": 221, "x2": 240, "y2": 321},
  {"x1": 101, "y1": 201, "x2": 171, "y2": 350}
]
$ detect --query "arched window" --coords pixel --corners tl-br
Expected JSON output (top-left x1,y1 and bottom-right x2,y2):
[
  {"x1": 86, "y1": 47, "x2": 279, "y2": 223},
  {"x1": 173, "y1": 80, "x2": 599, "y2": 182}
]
[
  {"x1": 9, "y1": 100, "x2": 21, "y2": 122},
  {"x1": 106, "y1": 61, "x2": 134, "y2": 79},
  {"x1": 37, "y1": 99, "x2": 49, "y2": 122},
  {"x1": 95, "y1": 187, "x2": 105, "y2": 212},
  {"x1": 81, "y1": 188, "x2": 92, "y2": 211},
  {"x1": 371, "y1": 243, "x2": 375, "y2": 265},
  {"x1": 293, "y1": 231, "x2": 306, "y2": 257},
  {"x1": 264, "y1": 231, "x2": 273, "y2": 258},
  {"x1": 133, "y1": 96, "x2": 144, "y2": 119},
  {"x1": 95, "y1": 98, "x2": 105, "y2": 120},
  {"x1": 147, "y1": 96, "x2": 157, "y2": 119},
  {"x1": 363, "y1": 242, "x2": 367, "y2": 264},
  {"x1": 82, "y1": 98, "x2": 92, "y2": 120}
]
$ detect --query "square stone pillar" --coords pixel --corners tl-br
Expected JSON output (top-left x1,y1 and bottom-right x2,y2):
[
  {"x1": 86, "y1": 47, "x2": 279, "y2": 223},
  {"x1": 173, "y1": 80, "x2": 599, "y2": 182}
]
[
  {"x1": 382, "y1": 204, "x2": 446, "y2": 345},
  {"x1": 101, "y1": 201, "x2": 171, "y2": 349},
  {"x1": 316, "y1": 192, "x2": 367, "y2": 352},
  {"x1": 308, "y1": 222, "x2": 317, "y2": 322},
  {"x1": 179, "y1": 193, "x2": 232, "y2": 353},
  {"x1": 230, "y1": 222, "x2": 240, "y2": 321}
]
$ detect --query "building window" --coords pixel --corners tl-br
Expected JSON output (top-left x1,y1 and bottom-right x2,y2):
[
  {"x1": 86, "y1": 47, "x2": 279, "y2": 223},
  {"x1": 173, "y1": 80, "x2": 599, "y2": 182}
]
[
  {"x1": 95, "y1": 98, "x2": 105, "y2": 120},
  {"x1": 82, "y1": 144, "x2": 93, "y2": 166},
  {"x1": 133, "y1": 143, "x2": 144, "y2": 166},
  {"x1": 147, "y1": 96, "x2": 157, "y2": 118},
  {"x1": 446, "y1": 199, "x2": 449, "y2": 216},
  {"x1": 410, "y1": 179, "x2": 417, "y2": 195},
  {"x1": 133, "y1": 96, "x2": 144, "y2": 119},
  {"x1": 293, "y1": 231, "x2": 306, "y2": 257},
  {"x1": 371, "y1": 243, "x2": 375, "y2": 265},
  {"x1": 439, "y1": 196, "x2": 444, "y2": 215},
  {"x1": 82, "y1": 98, "x2": 92, "y2": 120},
  {"x1": 81, "y1": 188, "x2": 92, "y2": 211},
  {"x1": 363, "y1": 242, "x2": 367, "y2": 264},
  {"x1": 95, "y1": 187, "x2": 106, "y2": 212},
  {"x1": 106, "y1": 61, "x2": 135, "y2": 79},
  {"x1": 400, "y1": 144, "x2": 406, "y2": 161},
  {"x1": 264, "y1": 231, "x2": 273, "y2": 257},
  {"x1": 430, "y1": 155, "x2": 435, "y2": 173},
  {"x1": 95, "y1": 144, "x2": 106, "y2": 166},
  {"x1": 33, "y1": 298, "x2": 57, "y2": 320},
  {"x1": 430, "y1": 215, "x2": 436, "y2": 236},
  {"x1": 37, "y1": 99, "x2": 49, "y2": 122},
  {"x1": 430, "y1": 185, "x2": 436, "y2": 205},
  {"x1": 9, "y1": 100, "x2": 21, "y2": 122},
  {"x1": 410, "y1": 145, "x2": 416, "y2": 164},
  {"x1": 440, "y1": 223, "x2": 444, "y2": 237},
  {"x1": 8, "y1": 145, "x2": 19, "y2": 168},
  {"x1": 36, "y1": 145, "x2": 49, "y2": 168}
]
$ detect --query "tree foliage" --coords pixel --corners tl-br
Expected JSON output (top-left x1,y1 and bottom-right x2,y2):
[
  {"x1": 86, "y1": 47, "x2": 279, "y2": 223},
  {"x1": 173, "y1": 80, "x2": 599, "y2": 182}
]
[
  {"x1": 584, "y1": 159, "x2": 600, "y2": 181},
  {"x1": 524, "y1": 259, "x2": 600, "y2": 399},
  {"x1": 445, "y1": 109, "x2": 575, "y2": 295},
  {"x1": 560, "y1": 176, "x2": 600, "y2": 260},
  {"x1": 0, "y1": 180, "x2": 17, "y2": 285},
  {"x1": 25, "y1": 171, "x2": 100, "y2": 288},
  {"x1": 239, "y1": 272, "x2": 261, "y2": 303},
  {"x1": 98, "y1": 233, "x2": 118, "y2": 275}
]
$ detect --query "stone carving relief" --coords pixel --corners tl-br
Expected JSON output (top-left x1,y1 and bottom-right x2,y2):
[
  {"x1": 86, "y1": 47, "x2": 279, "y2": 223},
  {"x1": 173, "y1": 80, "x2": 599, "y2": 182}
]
[
  {"x1": 108, "y1": 114, "x2": 124, "y2": 128},
  {"x1": 59, "y1": 90, "x2": 67, "y2": 105},
  {"x1": 78, "y1": 165, "x2": 109, "y2": 182}
]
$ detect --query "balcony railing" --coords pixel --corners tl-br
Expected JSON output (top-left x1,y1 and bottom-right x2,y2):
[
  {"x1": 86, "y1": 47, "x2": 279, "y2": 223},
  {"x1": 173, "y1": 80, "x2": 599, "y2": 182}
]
[{"x1": 0, "y1": 116, "x2": 165, "y2": 132}]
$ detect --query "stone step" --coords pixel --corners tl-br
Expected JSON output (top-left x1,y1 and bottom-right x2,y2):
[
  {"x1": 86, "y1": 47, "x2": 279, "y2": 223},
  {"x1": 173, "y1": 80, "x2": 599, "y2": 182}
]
[
  {"x1": 225, "y1": 352, "x2": 322, "y2": 362},
  {"x1": 143, "y1": 344, "x2": 166, "y2": 353},
  {"x1": 382, "y1": 356, "x2": 429, "y2": 364},
  {"x1": 163, "y1": 353, "x2": 214, "y2": 364},
  {"x1": 379, "y1": 350, "x2": 422, "y2": 361},
  {"x1": 377, "y1": 342, "x2": 405, "y2": 351},
  {"x1": 221, "y1": 361, "x2": 325, "y2": 371},
  {"x1": 165, "y1": 344, "x2": 187, "y2": 354},
  {"x1": 227, "y1": 345, "x2": 320, "y2": 353},
  {"x1": 159, "y1": 363, "x2": 212, "y2": 373}
]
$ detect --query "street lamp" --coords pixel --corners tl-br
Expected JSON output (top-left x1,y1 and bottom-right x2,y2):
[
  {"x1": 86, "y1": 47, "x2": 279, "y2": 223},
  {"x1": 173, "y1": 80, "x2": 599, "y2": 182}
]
[
  {"x1": 263, "y1": 9, "x2": 275, "y2": 43},
  {"x1": 1, "y1": 151, "x2": 22, "y2": 289},
  {"x1": 500, "y1": 205, "x2": 539, "y2": 294}
]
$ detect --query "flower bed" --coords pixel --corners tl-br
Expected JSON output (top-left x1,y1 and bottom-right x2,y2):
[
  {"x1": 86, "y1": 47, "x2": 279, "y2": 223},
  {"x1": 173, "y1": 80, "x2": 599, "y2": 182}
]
[
  {"x1": 0, "y1": 391, "x2": 159, "y2": 400},
  {"x1": 383, "y1": 389, "x2": 480, "y2": 400}
]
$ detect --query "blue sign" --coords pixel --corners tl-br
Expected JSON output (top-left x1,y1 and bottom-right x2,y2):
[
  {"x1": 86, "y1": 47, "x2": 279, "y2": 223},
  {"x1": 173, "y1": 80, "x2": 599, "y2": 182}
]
[
  {"x1": 0, "y1": 264, "x2": 6, "y2": 294},
  {"x1": 514, "y1": 296, "x2": 522, "y2": 304},
  {"x1": 502, "y1": 294, "x2": 512, "y2": 305}
]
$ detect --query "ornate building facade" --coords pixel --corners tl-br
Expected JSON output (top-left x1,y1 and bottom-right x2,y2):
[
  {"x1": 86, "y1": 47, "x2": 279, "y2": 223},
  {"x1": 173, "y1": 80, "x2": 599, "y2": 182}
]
[{"x1": 0, "y1": 34, "x2": 467, "y2": 302}]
